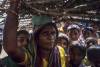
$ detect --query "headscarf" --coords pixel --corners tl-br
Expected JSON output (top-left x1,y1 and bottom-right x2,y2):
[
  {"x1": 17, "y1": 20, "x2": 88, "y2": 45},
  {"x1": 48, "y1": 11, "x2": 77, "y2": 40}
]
[
  {"x1": 29, "y1": 15, "x2": 62, "y2": 67},
  {"x1": 34, "y1": 22, "x2": 61, "y2": 67}
]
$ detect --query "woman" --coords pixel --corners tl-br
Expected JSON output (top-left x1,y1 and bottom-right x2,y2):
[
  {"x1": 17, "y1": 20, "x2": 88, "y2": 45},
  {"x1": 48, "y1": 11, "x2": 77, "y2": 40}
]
[
  {"x1": 32, "y1": 22, "x2": 66, "y2": 67},
  {"x1": 87, "y1": 45, "x2": 100, "y2": 67},
  {"x1": 3, "y1": 0, "x2": 66, "y2": 67}
]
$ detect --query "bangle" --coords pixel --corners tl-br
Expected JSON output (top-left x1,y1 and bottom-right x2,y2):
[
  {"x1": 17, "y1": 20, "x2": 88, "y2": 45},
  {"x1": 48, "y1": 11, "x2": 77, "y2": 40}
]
[{"x1": 7, "y1": 10, "x2": 18, "y2": 16}]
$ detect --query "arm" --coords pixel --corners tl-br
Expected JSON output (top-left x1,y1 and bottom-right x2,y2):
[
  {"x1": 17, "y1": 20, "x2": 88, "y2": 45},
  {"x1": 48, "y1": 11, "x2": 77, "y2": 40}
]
[{"x1": 3, "y1": 0, "x2": 25, "y2": 63}]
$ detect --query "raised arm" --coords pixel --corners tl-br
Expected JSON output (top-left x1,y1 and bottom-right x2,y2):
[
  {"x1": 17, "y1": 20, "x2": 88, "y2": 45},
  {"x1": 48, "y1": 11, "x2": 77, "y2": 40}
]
[{"x1": 3, "y1": 0, "x2": 25, "y2": 63}]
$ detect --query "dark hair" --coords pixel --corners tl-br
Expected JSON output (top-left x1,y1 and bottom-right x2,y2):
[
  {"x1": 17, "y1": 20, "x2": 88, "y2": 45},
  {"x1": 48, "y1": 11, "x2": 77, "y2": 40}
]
[
  {"x1": 69, "y1": 45, "x2": 86, "y2": 59},
  {"x1": 34, "y1": 22, "x2": 58, "y2": 45},
  {"x1": 17, "y1": 30, "x2": 29, "y2": 36},
  {"x1": 82, "y1": 27, "x2": 94, "y2": 35},
  {"x1": 87, "y1": 45, "x2": 100, "y2": 63}
]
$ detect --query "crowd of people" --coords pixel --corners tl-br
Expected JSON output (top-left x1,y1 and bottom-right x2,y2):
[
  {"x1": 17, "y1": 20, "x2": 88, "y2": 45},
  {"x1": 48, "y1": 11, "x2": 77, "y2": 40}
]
[{"x1": 0, "y1": 0, "x2": 100, "y2": 67}]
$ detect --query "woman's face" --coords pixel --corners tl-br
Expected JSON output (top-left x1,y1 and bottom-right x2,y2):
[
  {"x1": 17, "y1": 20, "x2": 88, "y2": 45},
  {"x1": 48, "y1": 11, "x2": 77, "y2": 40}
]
[
  {"x1": 68, "y1": 29, "x2": 80, "y2": 41},
  {"x1": 38, "y1": 26, "x2": 57, "y2": 50}
]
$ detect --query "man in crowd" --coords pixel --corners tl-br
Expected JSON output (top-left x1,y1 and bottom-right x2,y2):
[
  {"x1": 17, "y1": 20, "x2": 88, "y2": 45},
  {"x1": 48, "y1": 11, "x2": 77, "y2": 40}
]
[
  {"x1": 82, "y1": 27, "x2": 96, "y2": 40},
  {"x1": 87, "y1": 45, "x2": 100, "y2": 67},
  {"x1": 85, "y1": 37, "x2": 97, "y2": 48},
  {"x1": 68, "y1": 44, "x2": 86, "y2": 67},
  {"x1": 2, "y1": 30, "x2": 30, "y2": 67}
]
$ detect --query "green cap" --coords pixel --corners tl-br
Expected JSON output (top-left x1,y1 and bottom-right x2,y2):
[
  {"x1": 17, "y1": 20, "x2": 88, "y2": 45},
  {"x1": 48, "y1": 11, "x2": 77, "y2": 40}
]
[{"x1": 32, "y1": 15, "x2": 52, "y2": 27}]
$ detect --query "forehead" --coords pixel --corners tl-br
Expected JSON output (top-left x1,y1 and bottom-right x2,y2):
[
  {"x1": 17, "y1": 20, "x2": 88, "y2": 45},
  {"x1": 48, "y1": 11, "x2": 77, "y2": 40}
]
[
  {"x1": 58, "y1": 38, "x2": 67, "y2": 42},
  {"x1": 41, "y1": 25, "x2": 56, "y2": 32},
  {"x1": 84, "y1": 29, "x2": 93, "y2": 33},
  {"x1": 59, "y1": 37, "x2": 67, "y2": 41},
  {"x1": 17, "y1": 34, "x2": 29, "y2": 38},
  {"x1": 68, "y1": 28, "x2": 79, "y2": 32}
]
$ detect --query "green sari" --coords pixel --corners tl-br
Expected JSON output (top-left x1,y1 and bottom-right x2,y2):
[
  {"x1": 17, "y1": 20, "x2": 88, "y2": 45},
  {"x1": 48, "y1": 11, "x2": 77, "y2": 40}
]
[{"x1": 2, "y1": 56, "x2": 19, "y2": 67}]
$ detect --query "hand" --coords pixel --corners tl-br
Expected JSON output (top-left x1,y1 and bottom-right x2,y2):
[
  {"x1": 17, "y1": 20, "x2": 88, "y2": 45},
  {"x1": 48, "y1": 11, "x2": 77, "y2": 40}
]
[
  {"x1": 10, "y1": 0, "x2": 21, "y2": 7},
  {"x1": 9, "y1": 0, "x2": 21, "y2": 11}
]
